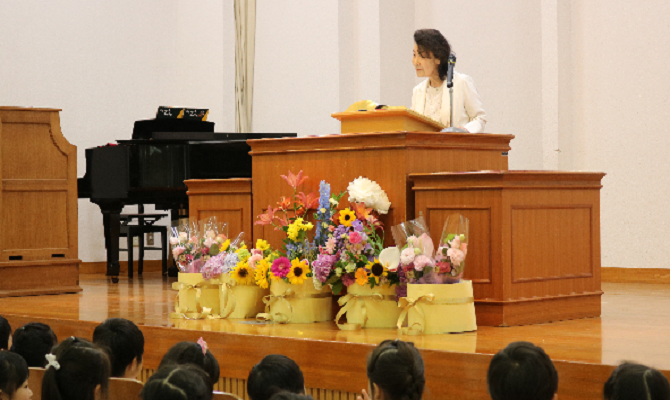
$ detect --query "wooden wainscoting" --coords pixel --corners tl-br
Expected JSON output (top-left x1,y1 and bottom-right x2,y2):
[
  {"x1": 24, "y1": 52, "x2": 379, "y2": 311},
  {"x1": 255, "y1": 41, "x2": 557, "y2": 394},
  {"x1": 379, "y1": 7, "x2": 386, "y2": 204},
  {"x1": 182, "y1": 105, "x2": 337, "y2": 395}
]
[{"x1": 602, "y1": 267, "x2": 670, "y2": 284}]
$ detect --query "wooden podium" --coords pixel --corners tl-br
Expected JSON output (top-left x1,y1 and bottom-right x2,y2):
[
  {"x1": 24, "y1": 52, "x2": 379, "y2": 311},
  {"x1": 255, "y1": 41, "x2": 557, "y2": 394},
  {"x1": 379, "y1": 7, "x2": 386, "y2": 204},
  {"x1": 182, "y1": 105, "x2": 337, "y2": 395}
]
[
  {"x1": 248, "y1": 131, "x2": 513, "y2": 248},
  {"x1": 331, "y1": 108, "x2": 445, "y2": 134},
  {"x1": 0, "y1": 107, "x2": 82, "y2": 297}
]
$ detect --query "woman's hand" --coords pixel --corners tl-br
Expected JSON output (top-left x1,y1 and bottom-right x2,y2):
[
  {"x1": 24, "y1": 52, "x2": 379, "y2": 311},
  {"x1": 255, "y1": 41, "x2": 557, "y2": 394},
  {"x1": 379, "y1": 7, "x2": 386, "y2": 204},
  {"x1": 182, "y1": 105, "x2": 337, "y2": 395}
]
[{"x1": 357, "y1": 389, "x2": 372, "y2": 400}]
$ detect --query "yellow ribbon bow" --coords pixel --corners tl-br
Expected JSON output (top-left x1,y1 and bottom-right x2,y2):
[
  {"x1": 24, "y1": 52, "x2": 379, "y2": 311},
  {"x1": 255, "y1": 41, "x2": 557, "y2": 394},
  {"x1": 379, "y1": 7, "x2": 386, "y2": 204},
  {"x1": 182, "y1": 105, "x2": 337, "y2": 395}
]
[
  {"x1": 169, "y1": 280, "x2": 220, "y2": 320},
  {"x1": 218, "y1": 281, "x2": 238, "y2": 319},
  {"x1": 396, "y1": 293, "x2": 474, "y2": 335},
  {"x1": 256, "y1": 289, "x2": 332, "y2": 324},
  {"x1": 335, "y1": 293, "x2": 395, "y2": 330}
]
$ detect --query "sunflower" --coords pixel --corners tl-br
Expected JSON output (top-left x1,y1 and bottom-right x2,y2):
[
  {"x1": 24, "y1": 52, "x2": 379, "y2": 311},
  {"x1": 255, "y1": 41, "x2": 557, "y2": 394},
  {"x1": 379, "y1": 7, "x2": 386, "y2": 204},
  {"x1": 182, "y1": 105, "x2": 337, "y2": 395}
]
[
  {"x1": 366, "y1": 258, "x2": 389, "y2": 284},
  {"x1": 254, "y1": 259, "x2": 270, "y2": 289},
  {"x1": 339, "y1": 208, "x2": 356, "y2": 227},
  {"x1": 287, "y1": 259, "x2": 310, "y2": 285},
  {"x1": 355, "y1": 267, "x2": 369, "y2": 286},
  {"x1": 231, "y1": 261, "x2": 254, "y2": 285},
  {"x1": 220, "y1": 239, "x2": 231, "y2": 251}
]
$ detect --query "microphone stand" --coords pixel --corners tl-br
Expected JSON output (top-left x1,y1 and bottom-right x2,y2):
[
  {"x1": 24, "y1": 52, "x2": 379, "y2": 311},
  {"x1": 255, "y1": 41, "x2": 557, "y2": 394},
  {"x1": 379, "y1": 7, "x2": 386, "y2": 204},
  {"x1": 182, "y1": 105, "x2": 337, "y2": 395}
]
[{"x1": 442, "y1": 54, "x2": 468, "y2": 133}]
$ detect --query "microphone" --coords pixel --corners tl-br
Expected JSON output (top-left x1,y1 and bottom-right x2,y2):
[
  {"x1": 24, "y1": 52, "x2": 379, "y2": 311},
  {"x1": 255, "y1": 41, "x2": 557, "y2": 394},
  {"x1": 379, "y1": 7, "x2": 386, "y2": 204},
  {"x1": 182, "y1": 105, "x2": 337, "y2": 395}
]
[{"x1": 446, "y1": 54, "x2": 456, "y2": 88}]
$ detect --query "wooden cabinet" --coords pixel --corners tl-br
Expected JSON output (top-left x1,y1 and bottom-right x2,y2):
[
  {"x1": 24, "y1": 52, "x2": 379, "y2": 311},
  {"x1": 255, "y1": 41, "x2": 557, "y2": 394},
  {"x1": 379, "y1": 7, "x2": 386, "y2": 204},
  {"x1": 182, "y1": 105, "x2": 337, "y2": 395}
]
[
  {"x1": 411, "y1": 171, "x2": 605, "y2": 326},
  {"x1": 0, "y1": 107, "x2": 81, "y2": 296}
]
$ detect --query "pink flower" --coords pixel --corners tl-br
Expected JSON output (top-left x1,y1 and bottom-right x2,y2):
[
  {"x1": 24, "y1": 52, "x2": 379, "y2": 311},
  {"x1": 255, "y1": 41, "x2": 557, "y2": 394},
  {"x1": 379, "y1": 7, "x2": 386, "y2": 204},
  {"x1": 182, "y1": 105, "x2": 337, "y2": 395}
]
[
  {"x1": 255, "y1": 206, "x2": 277, "y2": 226},
  {"x1": 328, "y1": 225, "x2": 335, "y2": 232},
  {"x1": 448, "y1": 235, "x2": 462, "y2": 249},
  {"x1": 281, "y1": 170, "x2": 308, "y2": 189},
  {"x1": 325, "y1": 237, "x2": 337, "y2": 254},
  {"x1": 418, "y1": 233, "x2": 434, "y2": 258},
  {"x1": 248, "y1": 254, "x2": 263, "y2": 269},
  {"x1": 447, "y1": 248, "x2": 466, "y2": 267},
  {"x1": 349, "y1": 231, "x2": 362, "y2": 244},
  {"x1": 400, "y1": 247, "x2": 416, "y2": 265},
  {"x1": 197, "y1": 337, "x2": 208, "y2": 355},
  {"x1": 204, "y1": 237, "x2": 216, "y2": 248},
  {"x1": 413, "y1": 255, "x2": 434, "y2": 271},
  {"x1": 169, "y1": 237, "x2": 179, "y2": 246},
  {"x1": 271, "y1": 257, "x2": 292, "y2": 278},
  {"x1": 407, "y1": 236, "x2": 421, "y2": 248},
  {"x1": 437, "y1": 261, "x2": 452, "y2": 274},
  {"x1": 172, "y1": 246, "x2": 185, "y2": 258},
  {"x1": 460, "y1": 243, "x2": 468, "y2": 255}
]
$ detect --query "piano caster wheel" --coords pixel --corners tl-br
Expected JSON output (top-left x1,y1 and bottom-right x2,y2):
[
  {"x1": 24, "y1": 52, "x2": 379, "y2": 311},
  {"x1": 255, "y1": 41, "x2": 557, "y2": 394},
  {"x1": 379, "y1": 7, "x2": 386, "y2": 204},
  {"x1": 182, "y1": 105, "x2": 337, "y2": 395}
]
[{"x1": 110, "y1": 276, "x2": 119, "y2": 284}]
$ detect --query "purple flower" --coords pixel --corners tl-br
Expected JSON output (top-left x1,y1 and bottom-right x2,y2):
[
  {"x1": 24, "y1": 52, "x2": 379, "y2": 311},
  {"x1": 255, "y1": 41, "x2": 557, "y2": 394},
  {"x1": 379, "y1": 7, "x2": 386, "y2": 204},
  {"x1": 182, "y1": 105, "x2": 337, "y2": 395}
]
[
  {"x1": 313, "y1": 254, "x2": 337, "y2": 283},
  {"x1": 351, "y1": 219, "x2": 363, "y2": 232},
  {"x1": 341, "y1": 273, "x2": 355, "y2": 287},
  {"x1": 271, "y1": 257, "x2": 291, "y2": 278}
]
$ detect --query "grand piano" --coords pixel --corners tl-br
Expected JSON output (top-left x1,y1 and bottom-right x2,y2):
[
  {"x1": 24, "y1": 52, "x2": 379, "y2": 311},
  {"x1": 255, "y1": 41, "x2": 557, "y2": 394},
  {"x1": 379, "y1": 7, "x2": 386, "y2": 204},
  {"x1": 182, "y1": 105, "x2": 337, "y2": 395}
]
[{"x1": 78, "y1": 118, "x2": 295, "y2": 279}]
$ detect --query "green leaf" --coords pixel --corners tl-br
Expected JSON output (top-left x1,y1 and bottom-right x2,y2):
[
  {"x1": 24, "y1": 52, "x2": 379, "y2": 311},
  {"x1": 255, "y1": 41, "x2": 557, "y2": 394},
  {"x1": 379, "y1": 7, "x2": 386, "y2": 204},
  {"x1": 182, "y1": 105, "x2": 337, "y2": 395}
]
[{"x1": 332, "y1": 281, "x2": 344, "y2": 295}]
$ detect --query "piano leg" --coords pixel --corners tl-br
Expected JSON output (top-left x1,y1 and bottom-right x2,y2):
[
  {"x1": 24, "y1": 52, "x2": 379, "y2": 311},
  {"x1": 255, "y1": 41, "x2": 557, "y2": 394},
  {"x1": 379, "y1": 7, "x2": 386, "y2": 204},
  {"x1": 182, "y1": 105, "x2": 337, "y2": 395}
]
[{"x1": 100, "y1": 204, "x2": 123, "y2": 282}]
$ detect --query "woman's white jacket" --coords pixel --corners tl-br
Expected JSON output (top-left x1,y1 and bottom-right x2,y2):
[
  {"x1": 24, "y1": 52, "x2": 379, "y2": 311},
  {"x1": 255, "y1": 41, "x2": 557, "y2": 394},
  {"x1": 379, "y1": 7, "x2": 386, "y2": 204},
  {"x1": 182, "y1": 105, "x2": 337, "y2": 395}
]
[{"x1": 411, "y1": 72, "x2": 487, "y2": 133}]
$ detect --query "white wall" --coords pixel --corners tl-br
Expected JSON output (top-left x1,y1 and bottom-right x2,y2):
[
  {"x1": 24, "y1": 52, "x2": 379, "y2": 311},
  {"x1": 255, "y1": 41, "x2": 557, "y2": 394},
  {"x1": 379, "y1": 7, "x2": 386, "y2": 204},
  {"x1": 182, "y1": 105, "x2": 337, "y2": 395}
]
[
  {"x1": 253, "y1": 0, "x2": 340, "y2": 136},
  {"x1": 3, "y1": 1, "x2": 670, "y2": 269},
  {"x1": 0, "y1": 0, "x2": 233, "y2": 262}
]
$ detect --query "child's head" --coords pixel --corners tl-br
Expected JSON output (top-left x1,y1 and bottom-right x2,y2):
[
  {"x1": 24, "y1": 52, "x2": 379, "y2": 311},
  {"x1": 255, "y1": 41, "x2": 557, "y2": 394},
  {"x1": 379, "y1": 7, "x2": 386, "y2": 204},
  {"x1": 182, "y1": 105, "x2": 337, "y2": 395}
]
[
  {"x1": 0, "y1": 351, "x2": 31, "y2": 400},
  {"x1": 365, "y1": 340, "x2": 425, "y2": 400},
  {"x1": 158, "y1": 341, "x2": 219, "y2": 387},
  {"x1": 487, "y1": 341, "x2": 558, "y2": 400},
  {"x1": 93, "y1": 318, "x2": 145, "y2": 378},
  {"x1": 41, "y1": 337, "x2": 111, "y2": 400},
  {"x1": 604, "y1": 362, "x2": 670, "y2": 400},
  {"x1": 0, "y1": 316, "x2": 11, "y2": 350},
  {"x1": 247, "y1": 355, "x2": 305, "y2": 400},
  {"x1": 10, "y1": 322, "x2": 58, "y2": 367},
  {"x1": 141, "y1": 364, "x2": 212, "y2": 400},
  {"x1": 268, "y1": 392, "x2": 315, "y2": 400}
]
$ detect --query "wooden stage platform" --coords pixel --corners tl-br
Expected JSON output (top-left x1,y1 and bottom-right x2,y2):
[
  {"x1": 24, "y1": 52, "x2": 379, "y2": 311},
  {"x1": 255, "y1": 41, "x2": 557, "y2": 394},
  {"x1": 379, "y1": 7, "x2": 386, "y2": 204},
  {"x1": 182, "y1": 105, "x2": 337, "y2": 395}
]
[{"x1": 0, "y1": 273, "x2": 669, "y2": 400}]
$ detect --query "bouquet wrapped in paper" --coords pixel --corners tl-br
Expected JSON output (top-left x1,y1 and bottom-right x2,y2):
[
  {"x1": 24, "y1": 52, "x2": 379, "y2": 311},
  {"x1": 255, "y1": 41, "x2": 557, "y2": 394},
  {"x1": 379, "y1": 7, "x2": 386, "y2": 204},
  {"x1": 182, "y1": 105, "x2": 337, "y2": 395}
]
[
  {"x1": 169, "y1": 220, "x2": 202, "y2": 273},
  {"x1": 254, "y1": 171, "x2": 333, "y2": 323},
  {"x1": 436, "y1": 213, "x2": 469, "y2": 284}
]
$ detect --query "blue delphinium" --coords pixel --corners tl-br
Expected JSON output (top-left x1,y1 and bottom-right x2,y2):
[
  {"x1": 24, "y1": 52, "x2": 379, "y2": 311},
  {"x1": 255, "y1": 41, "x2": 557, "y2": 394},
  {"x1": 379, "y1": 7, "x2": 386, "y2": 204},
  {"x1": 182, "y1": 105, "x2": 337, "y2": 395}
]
[{"x1": 314, "y1": 180, "x2": 332, "y2": 247}]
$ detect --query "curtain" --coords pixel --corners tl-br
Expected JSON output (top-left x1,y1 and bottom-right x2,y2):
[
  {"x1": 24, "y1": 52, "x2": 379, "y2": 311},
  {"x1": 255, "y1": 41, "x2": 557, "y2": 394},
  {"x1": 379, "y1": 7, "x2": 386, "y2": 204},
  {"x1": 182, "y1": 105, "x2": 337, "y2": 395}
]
[{"x1": 234, "y1": 0, "x2": 256, "y2": 133}]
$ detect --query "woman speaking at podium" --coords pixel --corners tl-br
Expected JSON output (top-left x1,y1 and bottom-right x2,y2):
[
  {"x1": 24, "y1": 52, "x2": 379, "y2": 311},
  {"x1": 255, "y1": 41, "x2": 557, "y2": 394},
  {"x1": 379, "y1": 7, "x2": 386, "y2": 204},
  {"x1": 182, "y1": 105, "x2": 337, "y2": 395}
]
[{"x1": 411, "y1": 29, "x2": 487, "y2": 133}]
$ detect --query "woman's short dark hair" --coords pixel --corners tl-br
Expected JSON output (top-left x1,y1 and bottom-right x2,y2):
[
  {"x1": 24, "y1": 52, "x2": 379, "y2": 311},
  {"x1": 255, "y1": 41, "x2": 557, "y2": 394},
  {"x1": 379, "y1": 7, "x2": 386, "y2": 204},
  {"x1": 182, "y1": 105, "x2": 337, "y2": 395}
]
[
  {"x1": 487, "y1": 341, "x2": 558, "y2": 400},
  {"x1": 10, "y1": 322, "x2": 58, "y2": 367},
  {"x1": 247, "y1": 355, "x2": 305, "y2": 400},
  {"x1": 0, "y1": 315, "x2": 10, "y2": 350},
  {"x1": 142, "y1": 364, "x2": 212, "y2": 400},
  {"x1": 0, "y1": 351, "x2": 29, "y2": 398},
  {"x1": 42, "y1": 337, "x2": 111, "y2": 400},
  {"x1": 604, "y1": 362, "x2": 670, "y2": 400},
  {"x1": 414, "y1": 29, "x2": 452, "y2": 81},
  {"x1": 93, "y1": 318, "x2": 145, "y2": 377},
  {"x1": 366, "y1": 340, "x2": 425, "y2": 400},
  {"x1": 158, "y1": 341, "x2": 220, "y2": 388}
]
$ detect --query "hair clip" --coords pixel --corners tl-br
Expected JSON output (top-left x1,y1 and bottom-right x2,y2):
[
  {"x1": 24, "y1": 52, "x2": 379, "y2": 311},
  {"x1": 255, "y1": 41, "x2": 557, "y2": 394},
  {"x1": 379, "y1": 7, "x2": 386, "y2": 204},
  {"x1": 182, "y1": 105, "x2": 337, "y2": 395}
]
[
  {"x1": 45, "y1": 354, "x2": 61, "y2": 371},
  {"x1": 197, "y1": 337, "x2": 208, "y2": 355}
]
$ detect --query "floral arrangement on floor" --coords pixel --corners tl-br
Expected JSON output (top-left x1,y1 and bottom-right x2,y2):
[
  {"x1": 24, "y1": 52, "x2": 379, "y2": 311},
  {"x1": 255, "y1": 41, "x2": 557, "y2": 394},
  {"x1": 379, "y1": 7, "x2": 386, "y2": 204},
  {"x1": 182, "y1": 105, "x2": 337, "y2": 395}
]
[
  {"x1": 312, "y1": 177, "x2": 397, "y2": 295},
  {"x1": 254, "y1": 170, "x2": 320, "y2": 286}
]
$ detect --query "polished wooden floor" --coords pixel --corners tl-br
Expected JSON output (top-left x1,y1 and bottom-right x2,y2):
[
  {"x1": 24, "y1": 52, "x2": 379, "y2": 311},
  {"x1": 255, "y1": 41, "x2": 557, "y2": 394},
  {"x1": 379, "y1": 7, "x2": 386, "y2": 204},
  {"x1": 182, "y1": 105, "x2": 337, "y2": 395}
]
[
  {"x1": 1, "y1": 273, "x2": 668, "y2": 368},
  {"x1": 1, "y1": 273, "x2": 669, "y2": 400}
]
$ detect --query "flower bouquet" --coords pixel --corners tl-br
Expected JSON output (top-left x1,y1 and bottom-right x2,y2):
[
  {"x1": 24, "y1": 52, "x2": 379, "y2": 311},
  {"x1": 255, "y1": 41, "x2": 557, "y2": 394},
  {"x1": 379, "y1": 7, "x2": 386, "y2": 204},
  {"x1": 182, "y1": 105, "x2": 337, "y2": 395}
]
[
  {"x1": 169, "y1": 218, "x2": 229, "y2": 319},
  {"x1": 254, "y1": 171, "x2": 333, "y2": 323},
  {"x1": 310, "y1": 177, "x2": 400, "y2": 329},
  {"x1": 391, "y1": 214, "x2": 477, "y2": 334}
]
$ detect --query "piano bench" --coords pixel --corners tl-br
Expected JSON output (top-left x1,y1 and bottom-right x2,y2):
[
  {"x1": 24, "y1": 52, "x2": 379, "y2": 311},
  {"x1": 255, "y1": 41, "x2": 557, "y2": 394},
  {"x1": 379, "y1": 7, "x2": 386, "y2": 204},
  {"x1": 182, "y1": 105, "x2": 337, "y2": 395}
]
[{"x1": 119, "y1": 214, "x2": 168, "y2": 278}]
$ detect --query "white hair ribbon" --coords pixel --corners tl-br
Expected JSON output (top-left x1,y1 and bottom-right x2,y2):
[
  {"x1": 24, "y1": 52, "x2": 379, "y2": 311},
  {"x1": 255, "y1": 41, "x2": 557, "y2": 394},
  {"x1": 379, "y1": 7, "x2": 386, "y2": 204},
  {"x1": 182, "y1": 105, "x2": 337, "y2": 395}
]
[{"x1": 45, "y1": 354, "x2": 61, "y2": 370}]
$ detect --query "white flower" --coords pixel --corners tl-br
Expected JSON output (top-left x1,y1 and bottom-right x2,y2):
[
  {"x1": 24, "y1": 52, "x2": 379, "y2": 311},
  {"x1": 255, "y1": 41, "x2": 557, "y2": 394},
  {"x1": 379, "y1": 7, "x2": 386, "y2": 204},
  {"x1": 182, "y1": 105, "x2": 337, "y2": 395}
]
[
  {"x1": 169, "y1": 237, "x2": 179, "y2": 246},
  {"x1": 347, "y1": 177, "x2": 391, "y2": 214},
  {"x1": 178, "y1": 232, "x2": 188, "y2": 242},
  {"x1": 329, "y1": 198, "x2": 339, "y2": 206},
  {"x1": 379, "y1": 247, "x2": 400, "y2": 272},
  {"x1": 312, "y1": 274, "x2": 323, "y2": 290},
  {"x1": 206, "y1": 230, "x2": 216, "y2": 239},
  {"x1": 203, "y1": 237, "x2": 216, "y2": 248},
  {"x1": 335, "y1": 267, "x2": 343, "y2": 277},
  {"x1": 345, "y1": 262, "x2": 357, "y2": 273}
]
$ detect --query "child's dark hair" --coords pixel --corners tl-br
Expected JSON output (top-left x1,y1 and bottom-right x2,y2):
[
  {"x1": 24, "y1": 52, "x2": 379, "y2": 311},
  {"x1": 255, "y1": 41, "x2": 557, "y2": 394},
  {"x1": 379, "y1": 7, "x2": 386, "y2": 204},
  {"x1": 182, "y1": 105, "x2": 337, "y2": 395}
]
[
  {"x1": 487, "y1": 341, "x2": 558, "y2": 400},
  {"x1": 42, "y1": 336, "x2": 111, "y2": 400},
  {"x1": 142, "y1": 364, "x2": 212, "y2": 400},
  {"x1": 0, "y1": 351, "x2": 29, "y2": 398},
  {"x1": 93, "y1": 317, "x2": 145, "y2": 377},
  {"x1": 366, "y1": 340, "x2": 425, "y2": 400},
  {"x1": 0, "y1": 315, "x2": 11, "y2": 350},
  {"x1": 10, "y1": 322, "x2": 58, "y2": 367},
  {"x1": 247, "y1": 355, "x2": 305, "y2": 400},
  {"x1": 268, "y1": 392, "x2": 315, "y2": 400},
  {"x1": 158, "y1": 341, "x2": 220, "y2": 387},
  {"x1": 603, "y1": 362, "x2": 670, "y2": 400}
]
